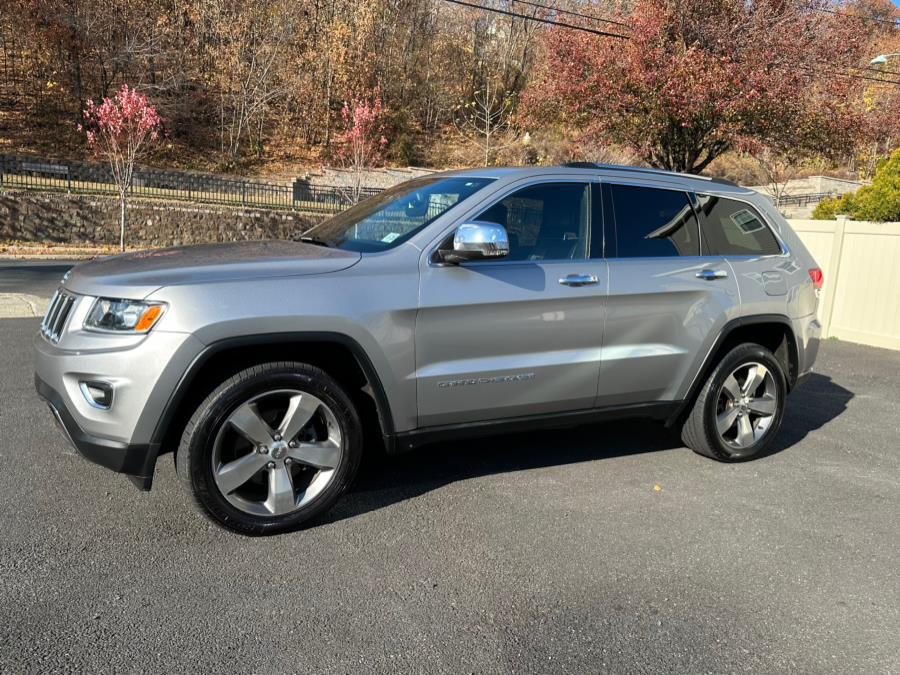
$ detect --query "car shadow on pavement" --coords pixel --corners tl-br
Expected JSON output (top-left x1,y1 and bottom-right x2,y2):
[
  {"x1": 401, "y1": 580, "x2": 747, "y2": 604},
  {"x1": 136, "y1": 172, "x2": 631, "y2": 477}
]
[
  {"x1": 759, "y1": 372, "x2": 854, "y2": 456},
  {"x1": 318, "y1": 373, "x2": 854, "y2": 527}
]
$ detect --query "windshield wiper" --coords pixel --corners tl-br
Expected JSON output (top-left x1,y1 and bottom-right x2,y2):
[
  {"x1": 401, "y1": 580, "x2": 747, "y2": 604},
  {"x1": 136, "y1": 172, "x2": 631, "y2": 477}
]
[{"x1": 299, "y1": 236, "x2": 332, "y2": 248}]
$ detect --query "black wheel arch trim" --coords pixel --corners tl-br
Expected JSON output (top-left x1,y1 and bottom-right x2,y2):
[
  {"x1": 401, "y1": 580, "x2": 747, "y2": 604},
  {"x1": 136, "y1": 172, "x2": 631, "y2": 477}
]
[
  {"x1": 149, "y1": 331, "x2": 396, "y2": 455},
  {"x1": 666, "y1": 313, "x2": 798, "y2": 427}
]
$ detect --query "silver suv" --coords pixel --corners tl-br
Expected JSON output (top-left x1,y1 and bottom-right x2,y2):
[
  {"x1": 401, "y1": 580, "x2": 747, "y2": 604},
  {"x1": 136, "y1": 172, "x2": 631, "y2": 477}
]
[{"x1": 35, "y1": 164, "x2": 823, "y2": 534}]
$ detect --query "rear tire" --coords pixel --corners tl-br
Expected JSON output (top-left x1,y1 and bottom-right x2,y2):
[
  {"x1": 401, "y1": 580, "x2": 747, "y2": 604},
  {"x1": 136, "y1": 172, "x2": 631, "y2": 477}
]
[
  {"x1": 177, "y1": 361, "x2": 362, "y2": 535},
  {"x1": 682, "y1": 343, "x2": 787, "y2": 462}
]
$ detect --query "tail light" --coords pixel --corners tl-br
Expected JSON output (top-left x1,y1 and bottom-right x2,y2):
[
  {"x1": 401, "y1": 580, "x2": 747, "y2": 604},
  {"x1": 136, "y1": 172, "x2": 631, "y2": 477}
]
[{"x1": 809, "y1": 268, "x2": 824, "y2": 290}]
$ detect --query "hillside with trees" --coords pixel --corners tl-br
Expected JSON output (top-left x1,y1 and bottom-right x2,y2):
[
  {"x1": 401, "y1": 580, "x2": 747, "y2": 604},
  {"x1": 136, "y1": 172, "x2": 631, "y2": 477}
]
[{"x1": 0, "y1": 0, "x2": 898, "y2": 182}]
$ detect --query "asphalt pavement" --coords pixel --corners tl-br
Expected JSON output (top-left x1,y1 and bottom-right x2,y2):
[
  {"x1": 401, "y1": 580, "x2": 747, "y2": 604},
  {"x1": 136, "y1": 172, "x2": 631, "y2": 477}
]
[
  {"x1": 1, "y1": 317, "x2": 898, "y2": 673},
  {"x1": 0, "y1": 260, "x2": 75, "y2": 297}
]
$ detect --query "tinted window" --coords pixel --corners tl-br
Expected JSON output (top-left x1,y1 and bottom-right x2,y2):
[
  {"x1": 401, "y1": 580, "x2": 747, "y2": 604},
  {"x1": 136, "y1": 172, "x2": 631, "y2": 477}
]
[
  {"x1": 606, "y1": 184, "x2": 699, "y2": 257},
  {"x1": 697, "y1": 195, "x2": 782, "y2": 256},
  {"x1": 474, "y1": 182, "x2": 590, "y2": 261},
  {"x1": 307, "y1": 176, "x2": 494, "y2": 252}
]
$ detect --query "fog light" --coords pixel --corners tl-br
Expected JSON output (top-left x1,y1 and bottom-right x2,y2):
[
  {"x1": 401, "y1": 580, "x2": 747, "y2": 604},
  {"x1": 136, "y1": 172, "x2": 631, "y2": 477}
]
[{"x1": 80, "y1": 381, "x2": 113, "y2": 409}]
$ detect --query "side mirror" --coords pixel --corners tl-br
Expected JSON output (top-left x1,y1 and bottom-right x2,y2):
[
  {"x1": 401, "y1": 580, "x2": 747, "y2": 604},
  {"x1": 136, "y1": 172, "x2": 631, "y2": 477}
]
[{"x1": 441, "y1": 221, "x2": 510, "y2": 264}]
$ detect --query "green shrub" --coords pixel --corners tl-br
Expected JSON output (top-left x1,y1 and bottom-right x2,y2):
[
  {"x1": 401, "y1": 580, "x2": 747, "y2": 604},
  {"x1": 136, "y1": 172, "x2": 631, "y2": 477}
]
[
  {"x1": 814, "y1": 150, "x2": 900, "y2": 222},
  {"x1": 812, "y1": 196, "x2": 841, "y2": 220}
]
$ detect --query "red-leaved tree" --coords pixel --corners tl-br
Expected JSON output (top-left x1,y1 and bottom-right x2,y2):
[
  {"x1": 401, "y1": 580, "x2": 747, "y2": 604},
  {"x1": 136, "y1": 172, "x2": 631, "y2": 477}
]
[
  {"x1": 80, "y1": 85, "x2": 164, "y2": 250},
  {"x1": 331, "y1": 93, "x2": 388, "y2": 204},
  {"x1": 520, "y1": 0, "x2": 867, "y2": 174}
]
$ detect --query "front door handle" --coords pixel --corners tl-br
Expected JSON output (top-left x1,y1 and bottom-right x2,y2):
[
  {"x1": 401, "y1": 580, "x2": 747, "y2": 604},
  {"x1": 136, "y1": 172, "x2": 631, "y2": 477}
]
[
  {"x1": 559, "y1": 274, "x2": 599, "y2": 287},
  {"x1": 696, "y1": 269, "x2": 728, "y2": 280}
]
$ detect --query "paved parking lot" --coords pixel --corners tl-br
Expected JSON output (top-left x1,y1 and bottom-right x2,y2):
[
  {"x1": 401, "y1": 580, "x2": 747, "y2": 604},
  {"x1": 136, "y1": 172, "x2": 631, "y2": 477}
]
[
  {"x1": 0, "y1": 261, "x2": 74, "y2": 317},
  {"x1": 1, "y1": 316, "x2": 899, "y2": 673},
  {"x1": 0, "y1": 260, "x2": 74, "y2": 297}
]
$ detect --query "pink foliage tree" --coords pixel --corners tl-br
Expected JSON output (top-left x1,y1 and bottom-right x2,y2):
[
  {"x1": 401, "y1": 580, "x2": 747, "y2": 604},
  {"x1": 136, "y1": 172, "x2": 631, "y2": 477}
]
[
  {"x1": 80, "y1": 85, "x2": 164, "y2": 250},
  {"x1": 520, "y1": 0, "x2": 867, "y2": 174},
  {"x1": 332, "y1": 93, "x2": 388, "y2": 204}
]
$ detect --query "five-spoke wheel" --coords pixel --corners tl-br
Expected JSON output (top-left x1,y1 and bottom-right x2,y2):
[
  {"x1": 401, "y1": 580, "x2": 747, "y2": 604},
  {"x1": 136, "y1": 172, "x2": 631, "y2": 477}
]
[
  {"x1": 212, "y1": 389, "x2": 343, "y2": 517},
  {"x1": 178, "y1": 362, "x2": 362, "y2": 535},
  {"x1": 682, "y1": 343, "x2": 787, "y2": 461},
  {"x1": 714, "y1": 362, "x2": 779, "y2": 455}
]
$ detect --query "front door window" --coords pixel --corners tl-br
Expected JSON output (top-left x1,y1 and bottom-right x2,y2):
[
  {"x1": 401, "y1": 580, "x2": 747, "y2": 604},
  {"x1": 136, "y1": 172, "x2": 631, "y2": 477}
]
[{"x1": 473, "y1": 182, "x2": 591, "y2": 261}]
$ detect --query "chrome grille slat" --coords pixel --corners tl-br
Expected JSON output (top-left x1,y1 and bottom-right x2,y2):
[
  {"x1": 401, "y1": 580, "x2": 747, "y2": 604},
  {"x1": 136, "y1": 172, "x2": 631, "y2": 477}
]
[
  {"x1": 56, "y1": 296, "x2": 75, "y2": 339},
  {"x1": 42, "y1": 291, "x2": 61, "y2": 334},
  {"x1": 40, "y1": 290, "x2": 76, "y2": 343}
]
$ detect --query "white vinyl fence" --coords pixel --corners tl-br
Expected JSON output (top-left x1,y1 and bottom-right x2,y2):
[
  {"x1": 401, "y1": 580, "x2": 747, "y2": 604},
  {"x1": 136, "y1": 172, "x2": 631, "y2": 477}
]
[{"x1": 790, "y1": 217, "x2": 900, "y2": 351}]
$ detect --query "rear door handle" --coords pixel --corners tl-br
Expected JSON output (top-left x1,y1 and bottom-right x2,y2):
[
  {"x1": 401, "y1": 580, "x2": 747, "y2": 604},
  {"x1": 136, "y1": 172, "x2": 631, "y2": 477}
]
[
  {"x1": 559, "y1": 274, "x2": 599, "y2": 287},
  {"x1": 696, "y1": 269, "x2": 728, "y2": 280}
]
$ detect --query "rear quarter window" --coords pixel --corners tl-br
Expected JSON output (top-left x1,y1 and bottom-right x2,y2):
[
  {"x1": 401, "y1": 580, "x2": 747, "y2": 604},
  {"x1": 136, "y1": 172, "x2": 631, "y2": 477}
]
[{"x1": 697, "y1": 195, "x2": 782, "y2": 256}]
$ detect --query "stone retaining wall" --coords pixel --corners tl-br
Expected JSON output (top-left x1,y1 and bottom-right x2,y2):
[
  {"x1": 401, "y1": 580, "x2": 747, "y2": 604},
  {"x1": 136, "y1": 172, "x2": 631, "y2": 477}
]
[{"x1": 0, "y1": 191, "x2": 326, "y2": 248}]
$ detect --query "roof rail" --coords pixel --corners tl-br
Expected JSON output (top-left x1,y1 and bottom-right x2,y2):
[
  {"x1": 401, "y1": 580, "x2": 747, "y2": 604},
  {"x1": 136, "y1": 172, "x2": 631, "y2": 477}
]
[
  {"x1": 561, "y1": 162, "x2": 601, "y2": 169},
  {"x1": 561, "y1": 162, "x2": 740, "y2": 188}
]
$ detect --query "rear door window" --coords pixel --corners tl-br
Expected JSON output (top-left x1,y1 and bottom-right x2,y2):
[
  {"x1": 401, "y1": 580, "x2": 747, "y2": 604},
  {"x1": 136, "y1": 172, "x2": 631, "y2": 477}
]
[
  {"x1": 604, "y1": 184, "x2": 699, "y2": 258},
  {"x1": 696, "y1": 195, "x2": 782, "y2": 256}
]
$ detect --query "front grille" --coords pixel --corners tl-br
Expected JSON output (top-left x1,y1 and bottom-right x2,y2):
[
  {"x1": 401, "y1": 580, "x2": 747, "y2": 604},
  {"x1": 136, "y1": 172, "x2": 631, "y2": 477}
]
[{"x1": 41, "y1": 290, "x2": 76, "y2": 343}]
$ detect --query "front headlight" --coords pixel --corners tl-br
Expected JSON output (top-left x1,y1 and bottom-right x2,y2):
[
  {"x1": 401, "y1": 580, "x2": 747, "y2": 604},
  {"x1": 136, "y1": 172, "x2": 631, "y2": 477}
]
[{"x1": 84, "y1": 298, "x2": 166, "y2": 333}]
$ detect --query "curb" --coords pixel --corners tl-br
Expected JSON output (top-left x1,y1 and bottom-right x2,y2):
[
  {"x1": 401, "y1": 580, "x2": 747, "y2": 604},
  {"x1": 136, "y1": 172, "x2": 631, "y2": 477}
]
[{"x1": 0, "y1": 293, "x2": 50, "y2": 318}]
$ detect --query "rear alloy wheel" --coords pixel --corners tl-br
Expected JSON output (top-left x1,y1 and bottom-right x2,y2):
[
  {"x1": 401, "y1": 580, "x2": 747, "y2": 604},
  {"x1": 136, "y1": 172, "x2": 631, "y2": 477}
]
[
  {"x1": 178, "y1": 362, "x2": 362, "y2": 535},
  {"x1": 681, "y1": 343, "x2": 787, "y2": 461},
  {"x1": 713, "y1": 362, "x2": 779, "y2": 456}
]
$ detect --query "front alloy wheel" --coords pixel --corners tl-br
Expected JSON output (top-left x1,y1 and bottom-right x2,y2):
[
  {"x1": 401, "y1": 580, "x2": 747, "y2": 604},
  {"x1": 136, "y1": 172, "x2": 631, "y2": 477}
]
[
  {"x1": 178, "y1": 362, "x2": 362, "y2": 535},
  {"x1": 212, "y1": 389, "x2": 343, "y2": 517}
]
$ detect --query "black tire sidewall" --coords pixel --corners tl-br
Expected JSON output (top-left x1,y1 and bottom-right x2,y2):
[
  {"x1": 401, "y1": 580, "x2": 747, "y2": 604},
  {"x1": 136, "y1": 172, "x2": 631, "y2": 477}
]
[
  {"x1": 185, "y1": 365, "x2": 362, "y2": 534},
  {"x1": 700, "y1": 344, "x2": 787, "y2": 462}
]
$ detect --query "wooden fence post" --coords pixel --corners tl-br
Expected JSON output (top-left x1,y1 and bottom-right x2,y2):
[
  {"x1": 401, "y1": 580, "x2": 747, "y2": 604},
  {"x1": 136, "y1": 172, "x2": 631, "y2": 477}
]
[{"x1": 820, "y1": 215, "x2": 848, "y2": 338}]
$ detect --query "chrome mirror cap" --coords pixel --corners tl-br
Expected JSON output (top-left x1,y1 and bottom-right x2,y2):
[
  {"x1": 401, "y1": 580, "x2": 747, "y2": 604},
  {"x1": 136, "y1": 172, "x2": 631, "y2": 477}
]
[{"x1": 443, "y1": 221, "x2": 510, "y2": 263}]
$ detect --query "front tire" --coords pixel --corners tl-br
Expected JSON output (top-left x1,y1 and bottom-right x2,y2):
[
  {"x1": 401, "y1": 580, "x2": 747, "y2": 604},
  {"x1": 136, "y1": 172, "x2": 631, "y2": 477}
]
[
  {"x1": 177, "y1": 361, "x2": 362, "y2": 535},
  {"x1": 681, "y1": 343, "x2": 787, "y2": 462}
]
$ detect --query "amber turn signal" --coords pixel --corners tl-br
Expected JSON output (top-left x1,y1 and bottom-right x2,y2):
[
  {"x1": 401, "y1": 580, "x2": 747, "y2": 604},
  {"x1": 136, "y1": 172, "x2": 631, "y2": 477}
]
[{"x1": 134, "y1": 305, "x2": 164, "y2": 332}]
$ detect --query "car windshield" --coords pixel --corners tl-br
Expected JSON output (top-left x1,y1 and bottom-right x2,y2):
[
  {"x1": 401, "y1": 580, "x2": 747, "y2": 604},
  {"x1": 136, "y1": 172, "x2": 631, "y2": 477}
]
[{"x1": 305, "y1": 176, "x2": 495, "y2": 252}]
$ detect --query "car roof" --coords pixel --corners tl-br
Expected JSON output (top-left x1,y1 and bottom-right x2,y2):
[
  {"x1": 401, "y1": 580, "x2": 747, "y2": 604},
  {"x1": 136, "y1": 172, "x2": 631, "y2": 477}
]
[{"x1": 432, "y1": 163, "x2": 755, "y2": 197}]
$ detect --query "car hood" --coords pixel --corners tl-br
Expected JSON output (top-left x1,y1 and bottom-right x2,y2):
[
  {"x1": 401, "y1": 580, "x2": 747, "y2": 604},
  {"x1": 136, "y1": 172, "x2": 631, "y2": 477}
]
[{"x1": 64, "y1": 240, "x2": 361, "y2": 299}]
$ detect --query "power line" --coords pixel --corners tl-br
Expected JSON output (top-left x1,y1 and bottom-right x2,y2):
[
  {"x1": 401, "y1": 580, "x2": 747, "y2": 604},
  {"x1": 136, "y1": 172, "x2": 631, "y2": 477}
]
[
  {"x1": 811, "y1": 6, "x2": 900, "y2": 27},
  {"x1": 842, "y1": 71, "x2": 900, "y2": 86},
  {"x1": 437, "y1": 0, "x2": 900, "y2": 86},
  {"x1": 802, "y1": 65, "x2": 900, "y2": 87},
  {"x1": 508, "y1": 0, "x2": 632, "y2": 29},
  {"x1": 849, "y1": 63, "x2": 900, "y2": 78},
  {"x1": 437, "y1": 0, "x2": 631, "y2": 39}
]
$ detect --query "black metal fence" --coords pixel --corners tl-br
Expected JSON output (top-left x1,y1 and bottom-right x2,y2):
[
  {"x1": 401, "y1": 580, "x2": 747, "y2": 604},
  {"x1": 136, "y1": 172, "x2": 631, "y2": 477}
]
[
  {"x1": 0, "y1": 155, "x2": 383, "y2": 213},
  {"x1": 775, "y1": 192, "x2": 838, "y2": 207}
]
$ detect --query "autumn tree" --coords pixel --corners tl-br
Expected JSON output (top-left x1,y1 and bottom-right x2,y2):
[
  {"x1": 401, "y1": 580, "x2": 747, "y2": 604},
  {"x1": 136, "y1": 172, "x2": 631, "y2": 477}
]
[
  {"x1": 3, "y1": 0, "x2": 897, "y2": 175},
  {"x1": 81, "y1": 85, "x2": 164, "y2": 250},
  {"x1": 857, "y1": 18, "x2": 900, "y2": 175},
  {"x1": 521, "y1": 0, "x2": 869, "y2": 174},
  {"x1": 456, "y1": 79, "x2": 515, "y2": 166},
  {"x1": 196, "y1": 0, "x2": 298, "y2": 166},
  {"x1": 331, "y1": 93, "x2": 388, "y2": 203}
]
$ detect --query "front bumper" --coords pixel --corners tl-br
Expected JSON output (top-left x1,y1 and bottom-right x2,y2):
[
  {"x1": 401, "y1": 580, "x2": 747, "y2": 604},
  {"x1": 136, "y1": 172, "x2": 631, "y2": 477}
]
[{"x1": 35, "y1": 374, "x2": 158, "y2": 489}]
